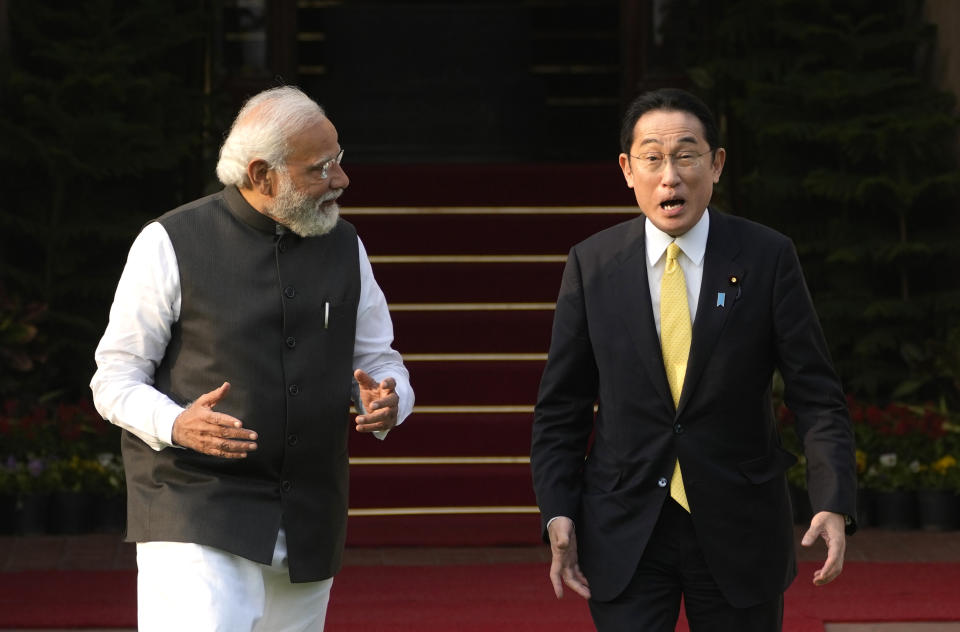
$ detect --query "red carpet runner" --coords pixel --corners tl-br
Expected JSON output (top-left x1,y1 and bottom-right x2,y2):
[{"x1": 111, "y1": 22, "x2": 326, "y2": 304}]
[
  {"x1": 342, "y1": 203, "x2": 639, "y2": 546},
  {"x1": 2, "y1": 562, "x2": 959, "y2": 630}
]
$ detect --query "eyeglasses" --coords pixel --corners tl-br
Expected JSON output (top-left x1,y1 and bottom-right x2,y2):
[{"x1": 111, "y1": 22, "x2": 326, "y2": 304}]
[
  {"x1": 320, "y1": 148, "x2": 344, "y2": 179},
  {"x1": 629, "y1": 149, "x2": 712, "y2": 173}
]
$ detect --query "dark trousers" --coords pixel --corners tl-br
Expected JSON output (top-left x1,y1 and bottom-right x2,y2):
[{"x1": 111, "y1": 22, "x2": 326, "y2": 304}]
[{"x1": 588, "y1": 498, "x2": 783, "y2": 632}]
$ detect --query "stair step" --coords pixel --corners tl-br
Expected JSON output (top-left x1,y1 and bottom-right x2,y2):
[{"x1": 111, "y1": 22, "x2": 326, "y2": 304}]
[
  {"x1": 391, "y1": 308, "x2": 554, "y2": 354},
  {"x1": 404, "y1": 359, "x2": 544, "y2": 406},
  {"x1": 345, "y1": 206, "x2": 634, "y2": 255},
  {"x1": 345, "y1": 513, "x2": 543, "y2": 547},
  {"x1": 349, "y1": 411, "x2": 533, "y2": 457},
  {"x1": 340, "y1": 165, "x2": 633, "y2": 206},
  {"x1": 350, "y1": 463, "x2": 535, "y2": 508},
  {"x1": 374, "y1": 260, "x2": 564, "y2": 303}
]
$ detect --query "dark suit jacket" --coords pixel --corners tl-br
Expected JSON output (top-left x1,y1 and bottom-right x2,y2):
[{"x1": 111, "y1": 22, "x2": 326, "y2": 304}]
[{"x1": 530, "y1": 209, "x2": 857, "y2": 607}]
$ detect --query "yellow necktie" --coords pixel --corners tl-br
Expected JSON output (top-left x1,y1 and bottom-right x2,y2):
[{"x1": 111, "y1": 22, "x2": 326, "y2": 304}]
[{"x1": 661, "y1": 242, "x2": 691, "y2": 512}]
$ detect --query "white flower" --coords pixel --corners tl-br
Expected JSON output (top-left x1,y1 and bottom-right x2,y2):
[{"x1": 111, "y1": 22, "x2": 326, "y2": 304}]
[{"x1": 878, "y1": 453, "x2": 898, "y2": 467}]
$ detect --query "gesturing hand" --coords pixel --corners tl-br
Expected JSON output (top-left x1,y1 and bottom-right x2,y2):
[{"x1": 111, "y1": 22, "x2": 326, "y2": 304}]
[
  {"x1": 354, "y1": 369, "x2": 399, "y2": 433},
  {"x1": 801, "y1": 510, "x2": 847, "y2": 586},
  {"x1": 547, "y1": 516, "x2": 592, "y2": 600},
  {"x1": 171, "y1": 382, "x2": 258, "y2": 458}
]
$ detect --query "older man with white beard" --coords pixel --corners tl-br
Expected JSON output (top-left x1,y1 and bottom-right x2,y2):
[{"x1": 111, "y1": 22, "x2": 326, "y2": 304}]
[{"x1": 90, "y1": 86, "x2": 413, "y2": 632}]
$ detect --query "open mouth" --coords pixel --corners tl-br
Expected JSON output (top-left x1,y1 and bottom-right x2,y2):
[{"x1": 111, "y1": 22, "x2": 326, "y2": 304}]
[{"x1": 661, "y1": 198, "x2": 685, "y2": 211}]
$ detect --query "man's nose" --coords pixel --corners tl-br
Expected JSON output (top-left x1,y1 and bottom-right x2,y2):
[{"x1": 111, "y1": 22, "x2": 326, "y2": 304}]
[
  {"x1": 329, "y1": 162, "x2": 349, "y2": 189},
  {"x1": 659, "y1": 159, "x2": 682, "y2": 186}
]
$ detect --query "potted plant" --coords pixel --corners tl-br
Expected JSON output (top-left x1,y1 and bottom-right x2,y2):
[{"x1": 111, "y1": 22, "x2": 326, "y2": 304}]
[
  {"x1": 0, "y1": 457, "x2": 17, "y2": 534},
  {"x1": 857, "y1": 400, "x2": 950, "y2": 530},
  {"x1": 915, "y1": 455, "x2": 959, "y2": 530},
  {"x1": 12, "y1": 454, "x2": 61, "y2": 534}
]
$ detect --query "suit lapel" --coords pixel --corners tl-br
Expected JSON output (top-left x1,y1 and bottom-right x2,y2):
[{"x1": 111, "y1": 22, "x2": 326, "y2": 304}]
[
  {"x1": 678, "y1": 210, "x2": 744, "y2": 415},
  {"x1": 612, "y1": 218, "x2": 674, "y2": 409}
]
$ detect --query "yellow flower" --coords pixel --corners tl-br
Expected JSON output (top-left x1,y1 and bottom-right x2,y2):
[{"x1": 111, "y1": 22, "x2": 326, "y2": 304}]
[
  {"x1": 932, "y1": 455, "x2": 958, "y2": 475},
  {"x1": 855, "y1": 449, "x2": 867, "y2": 473}
]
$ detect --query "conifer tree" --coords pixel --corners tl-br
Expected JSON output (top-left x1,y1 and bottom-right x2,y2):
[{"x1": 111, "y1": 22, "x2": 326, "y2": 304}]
[
  {"x1": 683, "y1": 0, "x2": 960, "y2": 406},
  {"x1": 0, "y1": 1, "x2": 211, "y2": 397}
]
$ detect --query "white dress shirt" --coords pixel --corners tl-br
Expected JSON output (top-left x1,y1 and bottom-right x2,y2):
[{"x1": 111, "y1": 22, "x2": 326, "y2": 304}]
[
  {"x1": 644, "y1": 209, "x2": 710, "y2": 333},
  {"x1": 90, "y1": 221, "x2": 413, "y2": 450}
]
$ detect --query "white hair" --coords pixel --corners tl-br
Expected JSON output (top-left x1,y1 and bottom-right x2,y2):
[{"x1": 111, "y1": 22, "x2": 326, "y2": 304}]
[{"x1": 216, "y1": 86, "x2": 326, "y2": 188}]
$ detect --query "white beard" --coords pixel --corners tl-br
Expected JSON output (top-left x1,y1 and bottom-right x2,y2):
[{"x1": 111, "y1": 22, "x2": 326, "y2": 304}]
[{"x1": 270, "y1": 175, "x2": 342, "y2": 237}]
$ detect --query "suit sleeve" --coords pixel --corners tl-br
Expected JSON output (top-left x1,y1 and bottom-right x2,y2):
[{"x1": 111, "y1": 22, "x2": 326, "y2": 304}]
[
  {"x1": 530, "y1": 246, "x2": 599, "y2": 537},
  {"x1": 772, "y1": 240, "x2": 857, "y2": 531}
]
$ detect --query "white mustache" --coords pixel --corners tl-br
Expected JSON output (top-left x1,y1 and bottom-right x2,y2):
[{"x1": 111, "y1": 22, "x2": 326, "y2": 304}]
[{"x1": 320, "y1": 189, "x2": 343, "y2": 203}]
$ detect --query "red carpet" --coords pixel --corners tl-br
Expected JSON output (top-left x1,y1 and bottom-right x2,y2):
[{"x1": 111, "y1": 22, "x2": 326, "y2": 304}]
[
  {"x1": 340, "y1": 163, "x2": 632, "y2": 206},
  {"x1": 2, "y1": 562, "x2": 959, "y2": 630}
]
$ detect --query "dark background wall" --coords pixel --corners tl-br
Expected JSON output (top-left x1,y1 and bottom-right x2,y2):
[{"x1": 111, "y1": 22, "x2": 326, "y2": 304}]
[{"x1": 1, "y1": 0, "x2": 958, "y2": 412}]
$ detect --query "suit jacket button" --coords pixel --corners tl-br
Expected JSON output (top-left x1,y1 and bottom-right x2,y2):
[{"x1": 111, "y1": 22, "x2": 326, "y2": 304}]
[
  {"x1": 658, "y1": 477, "x2": 668, "y2": 487},
  {"x1": 674, "y1": 423, "x2": 685, "y2": 434},
  {"x1": 281, "y1": 480, "x2": 292, "y2": 492}
]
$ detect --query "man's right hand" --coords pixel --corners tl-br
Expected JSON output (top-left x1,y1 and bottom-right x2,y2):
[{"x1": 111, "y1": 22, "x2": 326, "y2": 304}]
[
  {"x1": 171, "y1": 382, "x2": 258, "y2": 458},
  {"x1": 547, "y1": 516, "x2": 592, "y2": 600}
]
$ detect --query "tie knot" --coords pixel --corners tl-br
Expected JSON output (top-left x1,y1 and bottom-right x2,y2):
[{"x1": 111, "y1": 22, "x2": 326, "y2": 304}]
[{"x1": 667, "y1": 242, "x2": 682, "y2": 263}]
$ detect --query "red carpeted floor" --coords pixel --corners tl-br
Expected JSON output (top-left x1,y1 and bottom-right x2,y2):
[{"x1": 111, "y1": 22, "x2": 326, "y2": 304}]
[{"x1": 2, "y1": 562, "x2": 959, "y2": 630}]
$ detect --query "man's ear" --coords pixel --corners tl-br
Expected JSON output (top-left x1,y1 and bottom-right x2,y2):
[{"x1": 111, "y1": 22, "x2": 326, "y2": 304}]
[
  {"x1": 247, "y1": 159, "x2": 274, "y2": 196},
  {"x1": 619, "y1": 153, "x2": 635, "y2": 189}
]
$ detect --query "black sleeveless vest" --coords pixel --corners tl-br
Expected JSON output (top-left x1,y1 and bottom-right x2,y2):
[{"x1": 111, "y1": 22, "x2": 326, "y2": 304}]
[{"x1": 121, "y1": 186, "x2": 360, "y2": 582}]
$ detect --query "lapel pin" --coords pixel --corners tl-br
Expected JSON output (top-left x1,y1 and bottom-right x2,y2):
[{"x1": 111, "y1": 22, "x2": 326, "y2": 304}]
[
  {"x1": 716, "y1": 292, "x2": 726, "y2": 307},
  {"x1": 729, "y1": 275, "x2": 742, "y2": 299}
]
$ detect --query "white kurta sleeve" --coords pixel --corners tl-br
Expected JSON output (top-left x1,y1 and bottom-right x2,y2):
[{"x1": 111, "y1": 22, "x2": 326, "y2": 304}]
[
  {"x1": 90, "y1": 222, "x2": 185, "y2": 450},
  {"x1": 352, "y1": 237, "x2": 414, "y2": 440}
]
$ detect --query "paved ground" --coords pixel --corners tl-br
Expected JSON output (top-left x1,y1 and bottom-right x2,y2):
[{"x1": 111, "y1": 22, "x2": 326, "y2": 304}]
[
  {"x1": 4, "y1": 525, "x2": 960, "y2": 572},
  {"x1": 2, "y1": 527, "x2": 959, "y2": 631}
]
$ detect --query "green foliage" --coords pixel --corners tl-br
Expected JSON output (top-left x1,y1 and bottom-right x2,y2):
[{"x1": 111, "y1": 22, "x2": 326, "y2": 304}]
[
  {"x1": 0, "y1": 1, "x2": 213, "y2": 398},
  {"x1": 847, "y1": 395, "x2": 959, "y2": 492},
  {"x1": 679, "y1": 0, "x2": 960, "y2": 408},
  {"x1": 0, "y1": 283, "x2": 46, "y2": 391},
  {"x1": 0, "y1": 396, "x2": 124, "y2": 496}
]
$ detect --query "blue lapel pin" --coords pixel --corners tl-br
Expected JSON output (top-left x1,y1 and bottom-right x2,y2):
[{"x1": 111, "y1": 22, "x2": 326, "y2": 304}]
[{"x1": 716, "y1": 292, "x2": 726, "y2": 307}]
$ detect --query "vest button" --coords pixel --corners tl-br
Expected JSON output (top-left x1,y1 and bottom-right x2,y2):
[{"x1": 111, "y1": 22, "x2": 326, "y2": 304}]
[
  {"x1": 658, "y1": 477, "x2": 668, "y2": 488},
  {"x1": 287, "y1": 434, "x2": 299, "y2": 446},
  {"x1": 285, "y1": 336, "x2": 296, "y2": 348},
  {"x1": 674, "y1": 423, "x2": 685, "y2": 435},
  {"x1": 288, "y1": 384, "x2": 300, "y2": 396},
  {"x1": 277, "y1": 238, "x2": 287, "y2": 252},
  {"x1": 284, "y1": 286, "x2": 296, "y2": 298},
  {"x1": 281, "y1": 480, "x2": 292, "y2": 492}
]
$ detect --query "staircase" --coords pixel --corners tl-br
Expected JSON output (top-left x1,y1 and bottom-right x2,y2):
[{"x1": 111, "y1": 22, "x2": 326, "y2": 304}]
[{"x1": 343, "y1": 203, "x2": 637, "y2": 547}]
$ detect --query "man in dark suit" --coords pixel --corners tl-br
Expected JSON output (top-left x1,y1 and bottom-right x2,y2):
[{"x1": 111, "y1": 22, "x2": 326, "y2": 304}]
[{"x1": 530, "y1": 88, "x2": 857, "y2": 631}]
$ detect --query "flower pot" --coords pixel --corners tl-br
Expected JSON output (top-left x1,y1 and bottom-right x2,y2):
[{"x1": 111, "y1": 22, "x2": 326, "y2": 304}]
[
  {"x1": 18, "y1": 493, "x2": 53, "y2": 534},
  {"x1": 872, "y1": 490, "x2": 919, "y2": 530},
  {"x1": 855, "y1": 488, "x2": 874, "y2": 528},
  {"x1": 916, "y1": 489, "x2": 959, "y2": 531},
  {"x1": 52, "y1": 491, "x2": 96, "y2": 534},
  {"x1": 0, "y1": 494, "x2": 17, "y2": 535},
  {"x1": 94, "y1": 494, "x2": 126, "y2": 533}
]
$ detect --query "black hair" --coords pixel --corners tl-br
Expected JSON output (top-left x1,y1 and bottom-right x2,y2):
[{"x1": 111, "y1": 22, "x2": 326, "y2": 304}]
[{"x1": 619, "y1": 88, "x2": 720, "y2": 154}]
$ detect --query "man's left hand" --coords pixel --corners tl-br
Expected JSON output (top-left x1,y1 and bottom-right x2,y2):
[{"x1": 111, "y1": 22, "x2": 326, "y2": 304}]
[
  {"x1": 354, "y1": 369, "x2": 399, "y2": 433},
  {"x1": 801, "y1": 510, "x2": 846, "y2": 586}
]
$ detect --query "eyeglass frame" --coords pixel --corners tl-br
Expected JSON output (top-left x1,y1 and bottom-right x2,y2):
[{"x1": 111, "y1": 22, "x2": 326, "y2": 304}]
[
  {"x1": 627, "y1": 148, "x2": 714, "y2": 172},
  {"x1": 320, "y1": 148, "x2": 345, "y2": 179}
]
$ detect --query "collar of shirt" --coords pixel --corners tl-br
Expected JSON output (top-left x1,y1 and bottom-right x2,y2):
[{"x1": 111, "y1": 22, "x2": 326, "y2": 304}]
[{"x1": 644, "y1": 208, "x2": 710, "y2": 267}]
